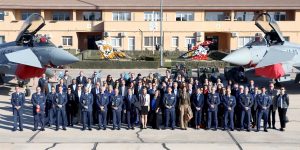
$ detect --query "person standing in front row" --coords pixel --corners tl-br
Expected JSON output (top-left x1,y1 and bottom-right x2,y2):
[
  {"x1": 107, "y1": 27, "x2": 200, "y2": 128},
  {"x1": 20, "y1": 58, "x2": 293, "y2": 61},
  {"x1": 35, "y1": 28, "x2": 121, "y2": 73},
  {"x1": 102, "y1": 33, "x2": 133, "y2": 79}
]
[
  {"x1": 256, "y1": 87, "x2": 271, "y2": 132},
  {"x1": 80, "y1": 87, "x2": 93, "y2": 131},
  {"x1": 140, "y1": 88, "x2": 150, "y2": 129},
  {"x1": 11, "y1": 86, "x2": 25, "y2": 131},
  {"x1": 207, "y1": 87, "x2": 220, "y2": 131},
  {"x1": 111, "y1": 88, "x2": 123, "y2": 130},
  {"x1": 178, "y1": 86, "x2": 192, "y2": 130},
  {"x1": 54, "y1": 86, "x2": 68, "y2": 131},
  {"x1": 124, "y1": 88, "x2": 139, "y2": 130},
  {"x1": 223, "y1": 88, "x2": 236, "y2": 131},
  {"x1": 276, "y1": 87, "x2": 289, "y2": 131},
  {"x1": 31, "y1": 87, "x2": 46, "y2": 131},
  {"x1": 163, "y1": 86, "x2": 176, "y2": 130},
  {"x1": 192, "y1": 88, "x2": 204, "y2": 130},
  {"x1": 96, "y1": 86, "x2": 110, "y2": 130}
]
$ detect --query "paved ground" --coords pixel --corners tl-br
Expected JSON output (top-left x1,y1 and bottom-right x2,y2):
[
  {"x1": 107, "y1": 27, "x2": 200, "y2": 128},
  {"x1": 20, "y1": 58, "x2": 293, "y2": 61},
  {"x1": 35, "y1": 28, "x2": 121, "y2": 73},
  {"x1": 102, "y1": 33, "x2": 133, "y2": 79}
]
[{"x1": 0, "y1": 69, "x2": 300, "y2": 150}]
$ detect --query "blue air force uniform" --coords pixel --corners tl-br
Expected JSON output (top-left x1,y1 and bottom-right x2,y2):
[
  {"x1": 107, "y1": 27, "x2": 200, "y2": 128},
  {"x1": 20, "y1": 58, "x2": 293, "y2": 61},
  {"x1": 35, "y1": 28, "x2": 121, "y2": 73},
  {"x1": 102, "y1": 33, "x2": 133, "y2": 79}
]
[
  {"x1": 111, "y1": 95, "x2": 123, "y2": 129},
  {"x1": 256, "y1": 93, "x2": 272, "y2": 131},
  {"x1": 11, "y1": 92, "x2": 25, "y2": 131},
  {"x1": 223, "y1": 95, "x2": 236, "y2": 130},
  {"x1": 46, "y1": 92, "x2": 56, "y2": 126},
  {"x1": 54, "y1": 92, "x2": 68, "y2": 130},
  {"x1": 192, "y1": 93, "x2": 204, "y2": 127},
  {"x1": 207, "y1": 93, "x2": 220, "y2": 129},
  {"x1": 31, "y1": 93, "x2": 46, "y2": 130},
  {"x1": 163, "y1": 93, "x2": 176, "y2": 129},
  {"x1": 80, "y1": 92, "x2": 94, "y2": 130},
  {"x1": 96, "y1": 93, "x2": 110, "y2": 129},
  {"x1": 240, "y1": 93, "x2": 253, "y2": 130}
]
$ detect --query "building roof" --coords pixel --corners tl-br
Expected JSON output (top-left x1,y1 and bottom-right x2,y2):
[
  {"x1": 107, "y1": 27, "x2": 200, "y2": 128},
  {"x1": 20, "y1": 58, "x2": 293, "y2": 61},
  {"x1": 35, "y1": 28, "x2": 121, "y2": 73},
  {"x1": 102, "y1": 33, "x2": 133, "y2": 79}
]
[{"x1": 0, "y1": 0, "x2": 300, "y2": 10}]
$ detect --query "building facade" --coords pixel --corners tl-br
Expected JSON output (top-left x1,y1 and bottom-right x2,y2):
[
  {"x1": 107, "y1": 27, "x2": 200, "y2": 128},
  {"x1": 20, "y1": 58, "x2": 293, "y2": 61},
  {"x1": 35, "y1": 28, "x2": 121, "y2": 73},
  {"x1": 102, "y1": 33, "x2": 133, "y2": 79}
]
[{"x1": 0, "y1": 0, "x2": 300, "y2": 52}]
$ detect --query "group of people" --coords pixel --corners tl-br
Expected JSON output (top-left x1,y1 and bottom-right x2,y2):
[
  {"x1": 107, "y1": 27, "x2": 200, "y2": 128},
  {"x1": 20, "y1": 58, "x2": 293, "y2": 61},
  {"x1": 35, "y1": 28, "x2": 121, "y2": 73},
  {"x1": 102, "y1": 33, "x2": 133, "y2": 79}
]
[{"x1": 11, "y1": 70, "x2": 289, "y2": 132}]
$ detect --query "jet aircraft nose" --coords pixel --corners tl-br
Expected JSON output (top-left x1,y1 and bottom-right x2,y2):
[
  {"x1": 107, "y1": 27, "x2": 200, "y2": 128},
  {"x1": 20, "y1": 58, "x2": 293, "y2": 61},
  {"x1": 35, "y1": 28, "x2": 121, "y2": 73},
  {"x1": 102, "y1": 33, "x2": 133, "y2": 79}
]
[
  {"x1": 49, "y1": 48, "x2": 79, "y2": 66},
  {"x1": 222, "y1": 47, "x2": 251, "y2": 65}
]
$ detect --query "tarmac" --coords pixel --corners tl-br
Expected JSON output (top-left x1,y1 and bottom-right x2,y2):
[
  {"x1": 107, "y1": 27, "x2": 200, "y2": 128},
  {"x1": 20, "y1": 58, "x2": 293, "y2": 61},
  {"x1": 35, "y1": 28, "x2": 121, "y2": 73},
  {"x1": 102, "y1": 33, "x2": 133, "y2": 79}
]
[{"x1": 0, "y1": 69, "x2": 300, "y2": 150}]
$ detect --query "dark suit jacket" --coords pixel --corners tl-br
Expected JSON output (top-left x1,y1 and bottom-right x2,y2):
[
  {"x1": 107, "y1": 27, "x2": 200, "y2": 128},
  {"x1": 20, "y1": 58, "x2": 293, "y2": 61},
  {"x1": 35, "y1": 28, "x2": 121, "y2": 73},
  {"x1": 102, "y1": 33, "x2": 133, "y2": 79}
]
[
  {"x1": 76, "y1": 76, "x2": 87, "y2": 86},
  {"x1": 124, "y1": 95, "x2": 139, "y2": 111}
]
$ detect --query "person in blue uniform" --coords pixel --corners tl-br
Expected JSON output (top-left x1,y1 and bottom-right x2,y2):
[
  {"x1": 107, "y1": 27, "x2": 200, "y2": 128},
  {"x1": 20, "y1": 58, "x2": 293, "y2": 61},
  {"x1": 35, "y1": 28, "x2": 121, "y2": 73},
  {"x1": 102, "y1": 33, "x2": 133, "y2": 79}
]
[
  {"x1": 256, "y1": 87, "x2": 272, "y2": 132},
  {"x1": 163, "y1": 86, "x2": 176, "y2": 130},
  {"x1": 192, "y1": 87, "x2": 204, "y2": 130},
  {"x1": 54, "y1": 86, "x2": 68, "y2": 131},
  {"x1": 11, "y1": 86, "x2": 25, "y2": 131},
  {"x1": 80, "y1": 87, "x2": 94, "y2": 130},
  {"x1": 124, "y1": 88, "x2": 139, "y2": 130},
  {"x1": 223, "y1": 88, "x2": 236, "y2": 131},
  {"x1": 31, "y1": 87, "x2": 46, "y2": 131},
  {"x1": 111, "y1": 88, "x2": 123, "y2": 130},
  {"x1": 46, "y1": 86, "x2": 56, "y2": 127},
  {"x1": 240, "y1": 87, "x2": 254, "y2": 131},
  {"x1": 96, "y1": 86, "x2": 109, "y2": 130},
  {"x1": 207, "y1": 87, "x2": 220, "y2": 130}
]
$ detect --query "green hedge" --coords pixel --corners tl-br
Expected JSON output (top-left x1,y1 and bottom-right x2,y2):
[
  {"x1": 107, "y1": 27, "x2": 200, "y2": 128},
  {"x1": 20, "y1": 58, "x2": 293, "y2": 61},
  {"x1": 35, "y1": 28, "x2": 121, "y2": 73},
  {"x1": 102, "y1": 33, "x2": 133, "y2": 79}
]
[{"x1": 69, "y1": 60, "x2": 229, "y2": 69}]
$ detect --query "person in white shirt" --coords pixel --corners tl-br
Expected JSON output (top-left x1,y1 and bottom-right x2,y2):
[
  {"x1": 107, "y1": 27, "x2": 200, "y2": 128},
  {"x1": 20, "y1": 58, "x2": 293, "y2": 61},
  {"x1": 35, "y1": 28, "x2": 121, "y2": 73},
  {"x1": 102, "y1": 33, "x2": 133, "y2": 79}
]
[{"x1": 139, "y1": 87, "x2": 150, "y2": 129}]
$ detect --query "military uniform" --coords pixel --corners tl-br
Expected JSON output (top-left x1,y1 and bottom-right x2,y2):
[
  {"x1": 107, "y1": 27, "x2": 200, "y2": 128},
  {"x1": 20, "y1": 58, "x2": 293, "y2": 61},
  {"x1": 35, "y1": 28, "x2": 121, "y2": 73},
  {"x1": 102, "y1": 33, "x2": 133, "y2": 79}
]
[
  {"x1": 31, "y1": 93, "x2": 46, "y2": 131},
  {"x1": 256, "y1": 93, "x2": 271, "y2": 131},
  {"x1": 240, "y1": 93, "x2": 254, "y2": 131},
  {"x1": 207, "y1": 93, "x2": 220, "y2": 130},
  {"x1": 223, "y1": 95, "x2": 236, "y2": 130},
  {"x1": 46, "y1": 92, "x2": 56, "y2": 126},
  {"x1": 96, "y1": 93, "x2": 110, "y2": 129},
  {"x1": 54, "y1": 92, "x2": 68, "y2": 130},
  {"x1": 111, "y1": 95, "x2": 123, "y2": 130},
  {"x1": 11, "y1": 92, "x2": 25, "y2": 131},
  {"x1": 163, "y1": 93, "x2": 176, "y2": 129},
  {"x1": 80, "y1": 92, "x2": 94, "y2": 130}
]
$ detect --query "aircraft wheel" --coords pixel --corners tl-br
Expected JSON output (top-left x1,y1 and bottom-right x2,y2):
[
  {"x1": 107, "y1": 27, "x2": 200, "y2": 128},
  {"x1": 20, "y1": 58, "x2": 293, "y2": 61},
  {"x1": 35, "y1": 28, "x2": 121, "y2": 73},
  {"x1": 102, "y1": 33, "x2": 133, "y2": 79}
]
[{"x1": 25, "y1": 88, "x2": 31, "y2": 97}]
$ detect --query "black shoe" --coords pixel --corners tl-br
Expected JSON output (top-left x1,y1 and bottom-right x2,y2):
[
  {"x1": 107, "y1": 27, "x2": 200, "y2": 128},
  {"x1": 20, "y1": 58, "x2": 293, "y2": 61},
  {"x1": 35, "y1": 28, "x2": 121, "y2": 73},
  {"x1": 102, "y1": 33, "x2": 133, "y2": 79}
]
[
  {"x1": 103, "y1": 128, "x2": 106, "y2": 130},
  {"x1": 171, "y1": 127, "x2": 175, "y2": 130},
  {"x1": 70, "y1": 124, "x2": 74, "y2": 127},
  {"x1": 55, "y1": 128, "x2": 59, "y2": 131},
  {"x1": 280, "y1": 128, "x2": 285, "y2": 131},
  {"x1": 12, "y1": 128, "x2": 16, "y2": 132},
  {"x1": 32, "y1": 129, "x2": 37, "y2": 131},
  {"x1": 81, "y1": 128, "x2": 86, "y2": 131},
  {"x1": 117, "y1": 128, "x2": 121, "y2": 130},
  {"x1": 88, "y1": 128, "x2": 92, "y2": 131},
  {"x1": 126, "y1": 128, "x2": 130, "y2": 130},
  {"x1": 97, "y1": 127, "x2": 101, "y2": 130},
  {"x1": 255, "y1": 129, "x2": 259, "y2": 132},
  {"x1": 247, "y1": 129, "x2": 250, "y2": 132},
  {"x1": 264, "y1": 129, "x2": 268, "y2": 132},
  {"x1": 41, "y1": 128, "x2": 45, "y2": 131},
  {"x1": 112, "y1": 128, "x2": 115, "y2": 130},
  {"x1": 62, "y1": 128, "x2": 66, "y2": 131},
  {"x1": 272, "y1": 127, "x2": 277, "y2": 129},
  {"x1": 20, "y1": 129, "x2": 23, "y2": 131},
  {"x1": 230, "y1": 129, "x2": 234, "y2": 131},
  {"x1": 131, "y1": 127, "x2": 135, "y2": 130}
]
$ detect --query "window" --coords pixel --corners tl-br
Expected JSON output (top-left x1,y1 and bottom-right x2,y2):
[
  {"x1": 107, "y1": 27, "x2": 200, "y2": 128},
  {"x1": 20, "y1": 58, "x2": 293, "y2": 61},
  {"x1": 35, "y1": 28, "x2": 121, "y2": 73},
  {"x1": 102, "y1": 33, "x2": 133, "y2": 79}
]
[
  {"x1": 0, "y1": 36, "x2": 5, "y2": 44},
  {"x1": 185, "y1": 37, "x2": 196, "y2": 47},
  {"x1": 112, "y1": 12, "x2": 131, "y2": 21},
  {"x1": 53, "y1": 11, "x2": 71, "y2": 21},
  {"x1": 268, "y1": 11, "x2": 287, "y2": 21},
  {"x1": 172, "y1": 37, "x2": 179, "y2": 47},
  {"x1": 205, "y1": 12, "x2": 231, "y2": 21},
  {"x1": 238, "y1": 36, "x2": 254, "y2": 48},
  {"x1": 0, "y1": 11, "x2": 4, "y2": 21},
  {"x1": 284, "y1": 36, "x2": 290, "y2": 41},
  {"x1": 234, "y1": 11, "x2": 256, "y2": 21},
  {"x1": 111, "y1": 37, "x2": 122, "y2": 47},
  {"x1": 128, "y1": 37, "x2": 135, "y2": 50},
  {"x1": 144, "y1": 37, "x2": 161, "y2": 47},
  {"x1": 176, "y1": 12, "x2": 194, "y2": 21},
  {"x1": 62, "y1": 36, "x2": 72, "y2": 46},
  {"x1": 144, "y1": 11, "x2": 161, "y2": 21},
  {"x1": 83, "y1": 11, "x2": 102, "y2": 21},
  {"x1": 21, "y1": 11, "x2": 40, "y2": 20}
]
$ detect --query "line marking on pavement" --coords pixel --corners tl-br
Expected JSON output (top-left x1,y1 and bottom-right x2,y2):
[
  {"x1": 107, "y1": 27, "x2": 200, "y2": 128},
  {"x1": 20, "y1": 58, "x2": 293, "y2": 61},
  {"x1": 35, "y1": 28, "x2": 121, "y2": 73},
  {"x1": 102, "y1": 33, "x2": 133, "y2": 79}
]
[
  {"x1": 45, "y1": 142, "x2": 58, "y2": 150},
  {"x1": 226, "y1": 130, "x2": 243, "y2": 150},
  {"x1": 27, "y1": 130, "x2": 40, "y2": 143},
  {"x1": 136, "y1": 129, "x2": 144, "y2": 143},
  {"x1": 162, "y1": 143, "x2": 171, "y2": 150},
  {"x1": 92, "y1": 142, "x2": 98, "y2": 150}
]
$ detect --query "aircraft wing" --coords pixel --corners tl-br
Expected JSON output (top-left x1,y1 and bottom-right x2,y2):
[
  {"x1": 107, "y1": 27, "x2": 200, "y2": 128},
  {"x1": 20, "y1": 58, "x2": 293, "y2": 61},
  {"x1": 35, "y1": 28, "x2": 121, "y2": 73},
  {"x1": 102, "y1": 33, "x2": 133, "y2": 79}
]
[
  {"x1": 5, "y1": 48, "x2": 42, "y2": 68},
  {"x1": 256, "y1": 48, "x2": 295, "y2": 68}
]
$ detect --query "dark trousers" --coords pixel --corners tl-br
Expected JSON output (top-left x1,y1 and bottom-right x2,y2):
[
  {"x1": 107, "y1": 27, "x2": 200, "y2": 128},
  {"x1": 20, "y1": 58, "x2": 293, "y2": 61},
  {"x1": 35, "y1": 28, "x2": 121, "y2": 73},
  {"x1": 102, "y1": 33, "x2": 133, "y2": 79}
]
[
  {"x1": 234, "y1": 107, "x2": 241, "y2": 128},
  {"x1": 268, "y1": 105, "x2": 276, "y2": 128},
  {"x1": 251, "y1": 108, "x2": 257, "y2": 127},
  {"x1": 82, "y1": 111, "x2": 92, "y2": 129},
  {"x1": 112, "y1": 110, "x2": 121, "y2": 128},
  {"x1": 93, "y1": 103, "x2": 98, "y2": 124},
  {"x1": 66, "y1": 106, "x2": 75, "y2": 125},
  {"x1": 34, "y1": 113, "x2": 45, "y2": 130},
  {"x1": 165, "y1": 108, "x2": 175, "y2": 128},
  {"x1": 224, "y1": 110, "x2": 234, "y2": 129},
  {"x1": 241, "y1": 109, "x2": 251, "y2": 130},
  {"x1": 127, "y1": 110, "x2": 136, "y2": 128},
  {"x1": 13, "y1": 109, "x2": 23, "y2": 130},
  {"x1": 98, "y1": 110, "x2": 107, "y2": 128},
  {"x1": 278, "y1": 107, "x2": 287, "y2": 128},
  {"x1": 47, "y1": 108, "x2": 56, "y2": 125},
  {"x1": 207, "y1": 110, "x2": 218, "y2": 129},
  {"x1": 257, "y1": 109, "x2": 269, "y2": 130},
  {"x1": 156, "y1": 110, "x2": 163, "y2": 129},
  {"x1": 56, "y1": 109, "x2": 67, "y2": 129},
  {"x1": 194, "y1": 110, "x2": 202, "y2": 127}
]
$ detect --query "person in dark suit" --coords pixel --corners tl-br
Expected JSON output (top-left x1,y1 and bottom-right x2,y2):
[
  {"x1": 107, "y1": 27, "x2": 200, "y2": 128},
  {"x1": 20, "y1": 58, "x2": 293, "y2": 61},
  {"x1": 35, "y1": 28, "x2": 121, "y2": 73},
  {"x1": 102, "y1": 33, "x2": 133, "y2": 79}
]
[
  {"x1": 31, "y1": 87, "x2": 46, "y2": 131},
  {"x1": 66, "y1": 88, "x2": 76, "y2": 126},
  {"x1": 91, "y1": 71, "x2": 101, "y2": 87},
  {"x1": 11, "y1": 86, "x2": 25, "y2": 131},
  {"x1": 124, "y1": 88, "x2": 139, "y2": 129},
  {"x1": 76, "y1": 71, "x2": 87, "y2": 87},
  {"x1": 91, "y1": 82, "x2": 101, "y2": 124},
  {"x1": 56, "y1": 79, "x2": 67, "y2": 93},
  {"x1": 192, "y1": 87, "x2": 204, "y2": 130},
  {"x1": 134, "y1": 80, "x2": 143, "y2": 96},
  {"x1": 149, "y1": 89, "x2": 162, "y2": 129},
  {"x1": 276, "y1": 87, "x2": 289, "y2": 131},
  {"x1": 74, "y1": 85, "x2": 83, "y2": 124},
  {"x1": 68, "y1": 79, "x2": 77, "y2": 94}
]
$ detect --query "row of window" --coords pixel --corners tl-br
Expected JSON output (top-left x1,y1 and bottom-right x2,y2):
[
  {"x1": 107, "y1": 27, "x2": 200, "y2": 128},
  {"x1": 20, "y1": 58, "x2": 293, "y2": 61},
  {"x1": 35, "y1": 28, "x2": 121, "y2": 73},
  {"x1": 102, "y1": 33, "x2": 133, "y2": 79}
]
[{"x1": 0, "y1": 10, "x2": 292, "y2": 21}]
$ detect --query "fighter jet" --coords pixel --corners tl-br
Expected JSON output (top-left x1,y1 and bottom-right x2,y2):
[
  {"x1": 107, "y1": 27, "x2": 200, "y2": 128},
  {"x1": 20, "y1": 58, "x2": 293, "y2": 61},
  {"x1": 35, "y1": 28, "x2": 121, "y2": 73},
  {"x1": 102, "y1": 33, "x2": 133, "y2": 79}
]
[
  {"x1": 0, "y1": 14, "x2": 79, "y2": 93},
  {"x1": 222, "y1": 13, "x2": 300, "y2": 79}
]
